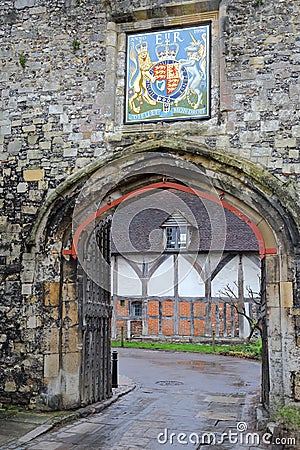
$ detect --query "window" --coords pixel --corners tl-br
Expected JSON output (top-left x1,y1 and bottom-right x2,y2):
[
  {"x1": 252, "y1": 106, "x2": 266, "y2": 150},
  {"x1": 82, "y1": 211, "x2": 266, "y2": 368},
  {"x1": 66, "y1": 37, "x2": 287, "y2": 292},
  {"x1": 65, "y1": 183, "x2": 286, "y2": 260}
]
[
  {"x1": 161, "y1": 210, "x2": 193, "y2": 251},
  {"x1": 166, "y1": 226, "x2": 188, "y2": 250},
  {"x1": 132, "y1": 302, "x2": 142, "y2": 317}
]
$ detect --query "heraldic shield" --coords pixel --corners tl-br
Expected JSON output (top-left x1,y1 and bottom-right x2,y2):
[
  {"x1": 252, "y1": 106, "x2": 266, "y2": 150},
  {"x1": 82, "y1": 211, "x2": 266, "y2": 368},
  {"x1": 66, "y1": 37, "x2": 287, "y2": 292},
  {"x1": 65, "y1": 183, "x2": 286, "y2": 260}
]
[{"x1": 125, "y1": 24, "x2": 210, "y2": 124}]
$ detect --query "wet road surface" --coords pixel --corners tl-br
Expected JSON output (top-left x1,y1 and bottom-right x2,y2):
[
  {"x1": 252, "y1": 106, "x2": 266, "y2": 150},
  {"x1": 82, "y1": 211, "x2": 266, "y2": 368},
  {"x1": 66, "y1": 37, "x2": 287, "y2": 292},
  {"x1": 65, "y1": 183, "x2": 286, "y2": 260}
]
[{"x1": 22, "y1": 348, "x2": 264, "y2": 449}]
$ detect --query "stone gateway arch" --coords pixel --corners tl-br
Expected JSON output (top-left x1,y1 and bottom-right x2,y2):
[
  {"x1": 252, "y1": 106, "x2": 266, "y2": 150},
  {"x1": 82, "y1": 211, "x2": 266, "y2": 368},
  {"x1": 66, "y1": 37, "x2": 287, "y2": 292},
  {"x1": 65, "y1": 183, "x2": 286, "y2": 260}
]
[
  {"x1": 0, "y1": 0, "x2": 299, "y2": 419},
  {"x1": 25, "y1": 144, "x2": 300, "y2": 414}
]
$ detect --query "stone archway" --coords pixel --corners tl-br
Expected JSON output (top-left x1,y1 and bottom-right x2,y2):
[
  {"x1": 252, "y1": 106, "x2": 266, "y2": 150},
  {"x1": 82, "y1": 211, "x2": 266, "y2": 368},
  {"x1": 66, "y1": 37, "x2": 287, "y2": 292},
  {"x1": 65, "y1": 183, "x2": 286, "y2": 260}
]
[{"x1": 27, "y1": 139, "x2": 300, "y2": 415}]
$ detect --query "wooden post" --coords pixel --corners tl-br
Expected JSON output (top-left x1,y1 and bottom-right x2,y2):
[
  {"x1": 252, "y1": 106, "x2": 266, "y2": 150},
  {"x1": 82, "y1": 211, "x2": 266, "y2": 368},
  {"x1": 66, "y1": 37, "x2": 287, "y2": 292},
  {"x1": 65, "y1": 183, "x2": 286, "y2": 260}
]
[
  {"x1": 121, "y1": 326, "x2": 124, "y2": 347},
  {"x1": 238, "y1": 254, "x2": 245, "y2": 338},
  {"x1": 212, "y1": 330, "x2": 216, "y2": 352}
]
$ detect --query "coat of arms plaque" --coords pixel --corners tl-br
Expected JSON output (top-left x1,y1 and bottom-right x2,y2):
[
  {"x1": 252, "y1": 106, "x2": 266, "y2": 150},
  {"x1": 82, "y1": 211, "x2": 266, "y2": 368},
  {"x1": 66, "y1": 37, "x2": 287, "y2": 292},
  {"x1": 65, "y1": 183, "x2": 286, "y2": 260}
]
[{"x1": 125, "y1": 24, "x2": 210, "y2": 123}]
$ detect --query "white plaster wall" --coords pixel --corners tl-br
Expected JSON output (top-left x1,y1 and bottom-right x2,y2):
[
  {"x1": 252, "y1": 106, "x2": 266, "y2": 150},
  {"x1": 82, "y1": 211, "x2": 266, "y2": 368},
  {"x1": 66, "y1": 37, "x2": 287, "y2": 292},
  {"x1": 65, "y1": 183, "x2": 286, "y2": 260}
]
[
  {"x1": 148, "y1": 256, "x2": 174, "y2": 296},
  {"x1": 211, "y1": 255, "x2": 239, "y2": 297},
  {"x1": 113, "y1": 253, "x2": 260, "y2": 299},
  {"x1": 242, "y1": 302, "x2": 251, "y2": 338},
  {"x1": 116, "y1": 257, "x2": 142, "y2": 296},
  {"x1": 206, "y1": 253, "x2": 225, "y2": 277},
  {"x1": 126, "y1": 253, "x2": 148, "y2": 266},
  {"x1": 178, "y1": 255, "x2": 205, "y2": 297},
  {"x1": 243, "y1": 255, "x2": 260, "y2": 296},
  {"x1": 111, "y1": 258, "x2": 115, "y2": 294}
]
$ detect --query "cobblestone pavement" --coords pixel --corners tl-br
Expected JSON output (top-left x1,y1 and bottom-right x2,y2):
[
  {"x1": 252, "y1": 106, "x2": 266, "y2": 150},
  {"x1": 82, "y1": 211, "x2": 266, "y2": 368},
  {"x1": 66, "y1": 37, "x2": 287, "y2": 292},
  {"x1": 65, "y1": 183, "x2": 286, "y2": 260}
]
[{"x1": 14, "y1": 349, "x2": 283, "y2": 449}]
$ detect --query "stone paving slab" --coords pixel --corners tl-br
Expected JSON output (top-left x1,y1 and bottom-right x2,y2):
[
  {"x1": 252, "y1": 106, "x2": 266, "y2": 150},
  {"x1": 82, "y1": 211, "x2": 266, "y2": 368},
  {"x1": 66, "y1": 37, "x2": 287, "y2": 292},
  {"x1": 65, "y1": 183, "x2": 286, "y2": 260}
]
[
  {"x1": 204, "y1": 395, "x2": 241, "y2": 403},
  {"x1": 0, "y1": 383, "x2": 136, "y2": 450},
  {"x1": 0, "y1": 421, "x2": 36, "y2": 444},
  {"x1": 196, "y1": 411, "x2": 238, "y2": 421},
  {"x1": 18, "y1": 425, "x2": 58, "y2": 444},
  {"x1": 5, "y1": 413, "x2": 52, "y2": 424},
  {"x1": 29, "y1": 443, "x2": 66, "y2": 450}
]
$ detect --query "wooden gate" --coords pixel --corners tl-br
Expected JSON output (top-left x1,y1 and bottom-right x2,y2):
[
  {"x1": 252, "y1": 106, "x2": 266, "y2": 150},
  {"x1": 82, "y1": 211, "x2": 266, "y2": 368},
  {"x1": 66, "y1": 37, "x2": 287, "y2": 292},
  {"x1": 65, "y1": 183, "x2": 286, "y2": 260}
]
[
  {"x1": 80, "y1": 216, "x2": 112, "y2": 406},
  {"x1": 260, "y1": 257, "x2": 270, "y2": 409}
]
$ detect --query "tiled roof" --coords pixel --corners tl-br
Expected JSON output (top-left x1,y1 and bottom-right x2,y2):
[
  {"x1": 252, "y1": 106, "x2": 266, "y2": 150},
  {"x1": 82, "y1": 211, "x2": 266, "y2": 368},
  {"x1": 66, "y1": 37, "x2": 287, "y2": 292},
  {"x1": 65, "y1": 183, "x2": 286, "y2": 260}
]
[{"x1": 111, "y1": 188, "x2": 259, "y2": 254}]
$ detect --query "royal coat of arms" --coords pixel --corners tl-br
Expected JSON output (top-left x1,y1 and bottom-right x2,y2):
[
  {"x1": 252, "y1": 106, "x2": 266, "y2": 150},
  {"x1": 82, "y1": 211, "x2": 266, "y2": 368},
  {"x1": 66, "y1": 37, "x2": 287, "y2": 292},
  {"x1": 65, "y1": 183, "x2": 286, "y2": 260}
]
[{"x1": 125, "y1": 24, "x2": 210, "y2": 123}]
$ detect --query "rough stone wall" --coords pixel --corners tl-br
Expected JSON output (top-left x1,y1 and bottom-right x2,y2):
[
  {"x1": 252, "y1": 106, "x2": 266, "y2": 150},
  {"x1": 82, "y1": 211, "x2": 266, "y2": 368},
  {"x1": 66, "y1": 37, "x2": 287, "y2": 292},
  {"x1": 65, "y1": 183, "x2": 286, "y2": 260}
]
[
  {"x1": 0, "y1": 0, "x2": 299, "y2": 409},
  {"x1": 0, "y1": 0, "x2": 110, "y2": 407},
  {"x1": 222, "y1": 0, "x2": 300, "y2": 181}
]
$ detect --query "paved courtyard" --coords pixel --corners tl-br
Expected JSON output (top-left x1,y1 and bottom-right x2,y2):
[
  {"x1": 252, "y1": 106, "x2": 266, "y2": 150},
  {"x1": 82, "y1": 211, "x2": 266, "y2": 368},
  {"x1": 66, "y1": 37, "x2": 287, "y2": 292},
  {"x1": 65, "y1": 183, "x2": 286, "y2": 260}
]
[{"x1": 11, "y1": 348, "x2": 273, "y2": 449}]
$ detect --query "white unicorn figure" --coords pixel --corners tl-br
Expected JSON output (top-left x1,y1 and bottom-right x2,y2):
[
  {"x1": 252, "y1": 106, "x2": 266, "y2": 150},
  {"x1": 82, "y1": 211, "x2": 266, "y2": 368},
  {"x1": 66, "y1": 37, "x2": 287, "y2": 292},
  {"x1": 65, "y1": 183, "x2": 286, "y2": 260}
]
[{"x1": 179, "y1": 32, "x2": 207, "y2": 109}]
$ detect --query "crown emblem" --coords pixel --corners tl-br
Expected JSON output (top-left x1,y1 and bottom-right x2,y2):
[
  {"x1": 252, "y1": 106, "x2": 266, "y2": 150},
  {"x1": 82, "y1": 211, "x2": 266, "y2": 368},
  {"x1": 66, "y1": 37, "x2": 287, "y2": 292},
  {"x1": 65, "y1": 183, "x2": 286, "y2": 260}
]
[
  {"x1": 136, "y1": 41, "x2": 148, "y2": 54},
  {"x1": 156, "y1": 42, "x2": 179, "y2": 60}
]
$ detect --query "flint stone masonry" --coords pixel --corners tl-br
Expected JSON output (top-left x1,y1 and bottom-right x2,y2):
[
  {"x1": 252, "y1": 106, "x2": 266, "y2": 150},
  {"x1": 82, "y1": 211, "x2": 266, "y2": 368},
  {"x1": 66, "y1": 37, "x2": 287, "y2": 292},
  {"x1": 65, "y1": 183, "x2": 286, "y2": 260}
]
[{"x1": 0, "y1": 0, "x2": 299, "y2": 414}]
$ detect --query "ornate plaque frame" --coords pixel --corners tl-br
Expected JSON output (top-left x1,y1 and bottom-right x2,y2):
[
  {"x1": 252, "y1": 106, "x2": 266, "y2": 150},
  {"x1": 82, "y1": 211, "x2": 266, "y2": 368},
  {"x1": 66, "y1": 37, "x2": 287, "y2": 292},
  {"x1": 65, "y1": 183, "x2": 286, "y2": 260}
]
[{"x1": 125, "y1": 23, "x2": 211, "y2": 124}]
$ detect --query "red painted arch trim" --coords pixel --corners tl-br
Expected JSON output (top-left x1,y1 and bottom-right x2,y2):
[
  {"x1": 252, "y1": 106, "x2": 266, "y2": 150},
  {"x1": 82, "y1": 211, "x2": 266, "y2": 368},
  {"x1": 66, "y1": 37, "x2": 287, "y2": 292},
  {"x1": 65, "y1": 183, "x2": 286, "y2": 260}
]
[
  {"x1": 265, "y1": 248, "x2": 277, "y2": 255},
  {"x1": 220, "y1": 198, "x2": 266, "y2": 259},
  {"x1": 62, "y1": 181, "x2": 271, "y2": 259}
]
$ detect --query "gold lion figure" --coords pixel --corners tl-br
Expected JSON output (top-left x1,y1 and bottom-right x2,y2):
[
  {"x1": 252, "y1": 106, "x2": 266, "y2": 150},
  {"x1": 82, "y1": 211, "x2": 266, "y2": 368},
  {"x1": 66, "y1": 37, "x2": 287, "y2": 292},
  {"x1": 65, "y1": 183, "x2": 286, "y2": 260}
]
[{"x1": 129, "y1": 42, "x2": 157, "y2": 114}]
